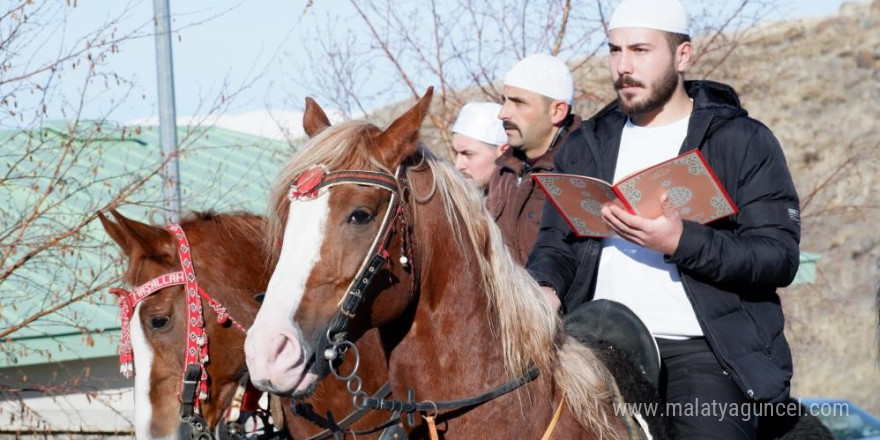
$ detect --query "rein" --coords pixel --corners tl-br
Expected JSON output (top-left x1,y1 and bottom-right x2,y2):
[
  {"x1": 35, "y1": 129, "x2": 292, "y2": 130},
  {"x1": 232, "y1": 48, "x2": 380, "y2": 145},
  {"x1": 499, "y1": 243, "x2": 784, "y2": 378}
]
[{"x1": 292, "y1": 382, "x2": 396, "y2": 440}]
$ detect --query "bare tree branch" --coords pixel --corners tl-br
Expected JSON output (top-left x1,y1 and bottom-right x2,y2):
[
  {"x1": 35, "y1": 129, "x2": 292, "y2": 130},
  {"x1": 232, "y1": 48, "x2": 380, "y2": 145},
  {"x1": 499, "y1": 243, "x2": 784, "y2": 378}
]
[{"x1": 551, "y1": 0, "x2": 572, "y2": 56}]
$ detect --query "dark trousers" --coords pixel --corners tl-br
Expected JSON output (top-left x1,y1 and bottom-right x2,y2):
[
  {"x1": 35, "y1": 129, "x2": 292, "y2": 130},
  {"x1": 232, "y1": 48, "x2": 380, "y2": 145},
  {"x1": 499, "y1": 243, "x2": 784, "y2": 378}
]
[{"x1": 657, "y1": 337, "x2": 759, "y2": 440}]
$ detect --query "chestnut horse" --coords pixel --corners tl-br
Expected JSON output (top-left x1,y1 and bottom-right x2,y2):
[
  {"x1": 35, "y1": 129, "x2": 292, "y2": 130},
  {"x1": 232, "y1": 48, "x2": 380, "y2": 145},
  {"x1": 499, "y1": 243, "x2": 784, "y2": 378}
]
[
  {"x1": 244, "y1": 89, "x2": 634, "y2": 439},
  {"x1": 99, "y1": 210, "x2": 396, "y2": 440}
]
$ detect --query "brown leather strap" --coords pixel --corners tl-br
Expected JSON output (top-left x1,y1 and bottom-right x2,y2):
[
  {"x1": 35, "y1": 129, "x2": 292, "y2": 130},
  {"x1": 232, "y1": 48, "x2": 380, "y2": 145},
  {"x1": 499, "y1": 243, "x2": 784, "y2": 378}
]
[
  {"x1": 269, "y1": 394, "x2": 286, "y2": 430},
  {"x1": 425, "y1": 415, "x2": 439, "y2": 440},
  {"x1": 540, "y1": 392, "x2": 566, "y2": 440}
]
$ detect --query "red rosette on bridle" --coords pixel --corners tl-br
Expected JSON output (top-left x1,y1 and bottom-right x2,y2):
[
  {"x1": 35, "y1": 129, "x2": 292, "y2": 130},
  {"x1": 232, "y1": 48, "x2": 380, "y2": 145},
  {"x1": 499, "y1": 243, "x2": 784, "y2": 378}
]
[{"x1": 288, "y1": 165, "x2": 326, "y2": 201}]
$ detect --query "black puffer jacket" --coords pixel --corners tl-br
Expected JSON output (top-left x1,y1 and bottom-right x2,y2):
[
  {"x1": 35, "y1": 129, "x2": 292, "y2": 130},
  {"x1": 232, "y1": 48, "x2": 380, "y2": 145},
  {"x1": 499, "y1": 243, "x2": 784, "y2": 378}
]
[{"x1": 527, "y1": 80, "x2": 800, "y2": 403}]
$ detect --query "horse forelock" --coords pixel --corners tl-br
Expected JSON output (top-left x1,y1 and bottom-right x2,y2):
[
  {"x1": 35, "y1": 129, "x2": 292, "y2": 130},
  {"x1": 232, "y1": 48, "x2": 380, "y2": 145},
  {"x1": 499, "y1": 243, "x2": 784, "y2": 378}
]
[
  {"x1": 414, "y1": 152, "x2": 621, "y2": 439},
  {"x1": 265, "y1": 121, "x2": 388, "y2": 263}
]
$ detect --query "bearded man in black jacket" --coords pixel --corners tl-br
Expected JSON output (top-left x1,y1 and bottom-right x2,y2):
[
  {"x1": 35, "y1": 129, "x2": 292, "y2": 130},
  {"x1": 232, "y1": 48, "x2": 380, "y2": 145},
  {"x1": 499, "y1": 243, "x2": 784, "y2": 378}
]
[{"x1": 526, "y1": 0, "x2": 801, "y2": 438}]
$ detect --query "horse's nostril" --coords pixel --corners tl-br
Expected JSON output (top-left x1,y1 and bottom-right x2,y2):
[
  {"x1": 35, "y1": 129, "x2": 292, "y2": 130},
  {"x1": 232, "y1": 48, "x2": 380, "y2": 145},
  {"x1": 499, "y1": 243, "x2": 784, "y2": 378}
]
[{"x1": 254, "y1": 292, "x2": 266, "y2": 304}]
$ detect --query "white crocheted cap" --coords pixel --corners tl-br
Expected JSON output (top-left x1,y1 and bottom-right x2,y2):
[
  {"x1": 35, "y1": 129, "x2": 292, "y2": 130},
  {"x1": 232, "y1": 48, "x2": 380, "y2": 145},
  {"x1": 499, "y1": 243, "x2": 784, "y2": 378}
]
[
  {"x1": 503, "y1": 53, "x2": 574, "y2": 104},
  {"x1": 608, "y1": 0, "x2": 691, "y2": 36},
  {"x1": 451, "y1": 102, "x2": 507, "y2": 146}
]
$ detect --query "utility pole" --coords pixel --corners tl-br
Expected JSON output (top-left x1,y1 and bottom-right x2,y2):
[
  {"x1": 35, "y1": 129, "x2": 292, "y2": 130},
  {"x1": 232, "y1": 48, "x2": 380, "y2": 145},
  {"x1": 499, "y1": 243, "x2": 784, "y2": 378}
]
[{"x1": 153, "y1": 0, "x2": 181, "y2": 224}]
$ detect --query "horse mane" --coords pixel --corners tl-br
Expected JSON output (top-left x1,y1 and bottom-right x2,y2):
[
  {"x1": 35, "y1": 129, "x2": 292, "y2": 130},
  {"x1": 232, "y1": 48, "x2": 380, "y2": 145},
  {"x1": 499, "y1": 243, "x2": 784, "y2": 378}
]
[
  {"x1": 178, "y1": 211, "x2": 265, "y2": 246},
  {"x1": 265, "y1": 121, "x2": 619, "y2": 438},
  {"x1": 414, "y1": 151, "x2": 619, "y2": 438}
]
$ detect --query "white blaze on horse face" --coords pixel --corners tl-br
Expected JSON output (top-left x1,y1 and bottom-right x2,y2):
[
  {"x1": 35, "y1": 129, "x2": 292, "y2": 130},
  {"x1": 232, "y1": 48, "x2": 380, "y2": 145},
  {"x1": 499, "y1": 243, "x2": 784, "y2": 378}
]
[
  {"x1": 245, "y1": 192, "x2": 329, "y2": 394},
  {"x1": 131, "y1": 303, "x2": 158, "y2": 440}
]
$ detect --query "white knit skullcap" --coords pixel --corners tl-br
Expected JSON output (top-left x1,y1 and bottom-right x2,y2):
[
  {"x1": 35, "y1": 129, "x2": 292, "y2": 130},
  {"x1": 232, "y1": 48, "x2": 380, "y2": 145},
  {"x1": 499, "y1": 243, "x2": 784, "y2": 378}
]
[
  {"x1": 608, "y1": 0, "x2": 691, "y2": 36},
  {"x1": 503, "y1": 53, "x2": 574, "y2": 104},
  {"x1": 451, "y1": 102, "x2": 507, "y2": 146}
]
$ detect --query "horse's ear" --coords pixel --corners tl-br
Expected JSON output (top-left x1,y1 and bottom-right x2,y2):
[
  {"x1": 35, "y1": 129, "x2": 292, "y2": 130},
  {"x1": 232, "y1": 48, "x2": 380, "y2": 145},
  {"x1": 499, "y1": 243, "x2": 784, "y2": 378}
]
[
  {"x1": 375, "y1": 87, "x2": 433, "y2": 168},
  {"x1": 303, "y1": 97, "x2": 331, "y2": 138},
  {"x1": 98, "y1": 210, "x2": 133, "y2": 256},
  {"x1": 100, "y1": 210, "x2": 172, "y2": 257}
]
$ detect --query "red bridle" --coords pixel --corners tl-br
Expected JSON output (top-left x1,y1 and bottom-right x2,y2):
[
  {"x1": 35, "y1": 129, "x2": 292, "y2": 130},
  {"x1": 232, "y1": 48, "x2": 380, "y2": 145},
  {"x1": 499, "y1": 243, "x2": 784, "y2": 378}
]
[{"x1": 110, "y1": 223, "x2": 246, "y2": 415}]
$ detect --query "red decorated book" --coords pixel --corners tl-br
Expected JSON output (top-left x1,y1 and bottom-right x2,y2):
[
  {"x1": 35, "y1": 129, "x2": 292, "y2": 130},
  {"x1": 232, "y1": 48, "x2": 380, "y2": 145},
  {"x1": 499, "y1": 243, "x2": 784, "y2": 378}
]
[{"x1": 532, "y1": 149, "x2": 737, "y2": 238}]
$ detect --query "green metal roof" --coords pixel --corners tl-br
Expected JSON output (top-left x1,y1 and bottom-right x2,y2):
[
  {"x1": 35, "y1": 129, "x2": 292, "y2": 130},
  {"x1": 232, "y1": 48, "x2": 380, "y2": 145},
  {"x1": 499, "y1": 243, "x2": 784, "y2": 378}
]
[{"x1": 0, "y1": 121, "x2": 295, "y2": 367}]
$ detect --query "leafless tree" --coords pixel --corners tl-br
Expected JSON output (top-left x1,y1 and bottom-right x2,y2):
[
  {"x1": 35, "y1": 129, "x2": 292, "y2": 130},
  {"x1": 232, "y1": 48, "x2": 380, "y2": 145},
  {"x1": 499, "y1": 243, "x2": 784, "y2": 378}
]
[
  {"x1": 0, "y1": 1, "x2": 155, "y2": 431},
  {"x1": 0, "y1": 2, "x2": 293, "y2": 432},
  {"x1": 285, "y1": 0, "x2": 779, "y2": 157},
  {"x1": 1, "y1": 2, "x2": 150, "y2": 342}
]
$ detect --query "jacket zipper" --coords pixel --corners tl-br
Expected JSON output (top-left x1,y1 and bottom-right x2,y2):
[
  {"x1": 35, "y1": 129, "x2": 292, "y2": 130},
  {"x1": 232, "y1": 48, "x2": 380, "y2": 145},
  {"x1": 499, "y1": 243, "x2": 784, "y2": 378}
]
[{"x1": 679, "y1": 273, "x2": 756, "y2": 400}]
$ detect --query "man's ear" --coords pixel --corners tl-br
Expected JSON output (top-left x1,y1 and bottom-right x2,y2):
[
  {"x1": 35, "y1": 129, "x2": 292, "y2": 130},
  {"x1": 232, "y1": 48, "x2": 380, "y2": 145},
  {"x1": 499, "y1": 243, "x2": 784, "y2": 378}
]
[
  {"x1": 550, "y1": 101, "x2": 570, "y2": 126},
  {"x1": 676, "y1": 41, "x2": 693, "y2": 73}
]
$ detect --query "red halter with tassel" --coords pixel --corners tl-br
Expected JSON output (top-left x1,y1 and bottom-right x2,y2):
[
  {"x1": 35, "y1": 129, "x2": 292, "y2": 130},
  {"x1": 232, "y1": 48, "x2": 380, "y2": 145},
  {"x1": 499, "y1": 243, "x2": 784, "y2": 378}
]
[{"x1": 110, "y1": 224, "x2": 245, "y2": 414}]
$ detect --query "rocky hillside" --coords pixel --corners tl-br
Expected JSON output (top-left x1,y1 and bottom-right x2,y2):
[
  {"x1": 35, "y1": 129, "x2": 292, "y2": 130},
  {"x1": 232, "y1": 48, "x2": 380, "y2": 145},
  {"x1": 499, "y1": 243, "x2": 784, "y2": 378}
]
[{"x1": 736, "y1": 1, "x2": 880, "y2": 413}]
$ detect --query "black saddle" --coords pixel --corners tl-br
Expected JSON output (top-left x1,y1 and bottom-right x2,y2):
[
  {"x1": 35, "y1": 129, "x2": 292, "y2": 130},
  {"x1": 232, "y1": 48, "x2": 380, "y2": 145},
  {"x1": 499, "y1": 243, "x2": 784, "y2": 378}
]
[{"x1": 563, "y1": 299, "x2": 661, "y2": 390}]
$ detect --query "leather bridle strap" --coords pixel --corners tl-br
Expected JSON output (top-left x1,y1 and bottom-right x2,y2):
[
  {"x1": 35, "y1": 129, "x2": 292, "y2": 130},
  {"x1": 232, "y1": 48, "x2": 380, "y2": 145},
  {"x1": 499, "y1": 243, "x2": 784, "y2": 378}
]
[
  {"x1": 294, "y1": 381, "x2": 395, "y2": 440},
  {"x1": 288, "y1": 167, "x2": 399, "y2": 200},
  {"x1": 166, "y1": 222, "x2": 212, "y2": 415},
  {"x1": 358, "y1": 366, "x2": 539, "y2": 417},
  {"x1": 286, "y1": 165, "x2": 408, "y2": 369}
]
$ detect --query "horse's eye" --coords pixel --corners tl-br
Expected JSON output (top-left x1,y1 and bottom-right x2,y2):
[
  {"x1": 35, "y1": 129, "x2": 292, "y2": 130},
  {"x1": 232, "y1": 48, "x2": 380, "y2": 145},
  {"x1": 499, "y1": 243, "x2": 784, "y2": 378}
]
[
  {"x1": 150, "y1": 315, "x2": 170, "y2": 331},
  {"x1": 349, "y1": 209, "x2": 374, "y2": 225}
]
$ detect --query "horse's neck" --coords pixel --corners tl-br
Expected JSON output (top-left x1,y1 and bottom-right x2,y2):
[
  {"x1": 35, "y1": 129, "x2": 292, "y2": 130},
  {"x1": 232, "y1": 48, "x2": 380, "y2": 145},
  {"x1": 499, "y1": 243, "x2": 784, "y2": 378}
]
[
  {"x1": 381, "y1": 239, "x2": 563, "y2": 439},
  {"x1": 199, "y1": 230, "x2": 266, "y2": 424},
  {"x1": 384, "y1": 193, "x2": 510, "y2": 401},
  {"x1": 387, "y1": 270, "x2": 509, "y2": 397}
]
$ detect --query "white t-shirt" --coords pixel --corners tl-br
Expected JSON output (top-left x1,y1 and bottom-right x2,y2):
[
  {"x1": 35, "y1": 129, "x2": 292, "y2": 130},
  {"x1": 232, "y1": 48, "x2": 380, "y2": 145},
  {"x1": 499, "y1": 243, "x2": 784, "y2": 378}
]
[{"x1": 593, "y1": 116, "x2": 703, "y2": 339}]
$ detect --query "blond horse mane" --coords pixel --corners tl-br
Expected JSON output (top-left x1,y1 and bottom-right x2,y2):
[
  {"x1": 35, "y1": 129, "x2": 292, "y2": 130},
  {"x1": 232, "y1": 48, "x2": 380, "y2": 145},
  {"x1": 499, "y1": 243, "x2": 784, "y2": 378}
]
[{"x1": 265, "y1": 121, "x2": 620, "y2": 439}]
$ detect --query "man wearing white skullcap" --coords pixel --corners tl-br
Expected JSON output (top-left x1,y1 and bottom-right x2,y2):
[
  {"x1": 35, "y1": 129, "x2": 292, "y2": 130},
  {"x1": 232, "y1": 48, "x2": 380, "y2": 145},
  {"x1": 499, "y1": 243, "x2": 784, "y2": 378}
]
[
  {"x1": 486, "y1": 53, "x2": 581, "y2": 267},
  {"x1": 528, "y1": 0, "x2": 801, "y2": 438},
  {"x1": 451, "y1": 102, "x2": 508, "y2": 189}
]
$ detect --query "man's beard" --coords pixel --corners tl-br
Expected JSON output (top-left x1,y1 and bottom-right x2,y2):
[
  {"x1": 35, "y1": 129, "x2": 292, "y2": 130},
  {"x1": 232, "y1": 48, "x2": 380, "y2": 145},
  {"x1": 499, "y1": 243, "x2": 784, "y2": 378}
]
[{"x1": 615, "y1": 63, "x2": 678, "y2": 116}]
